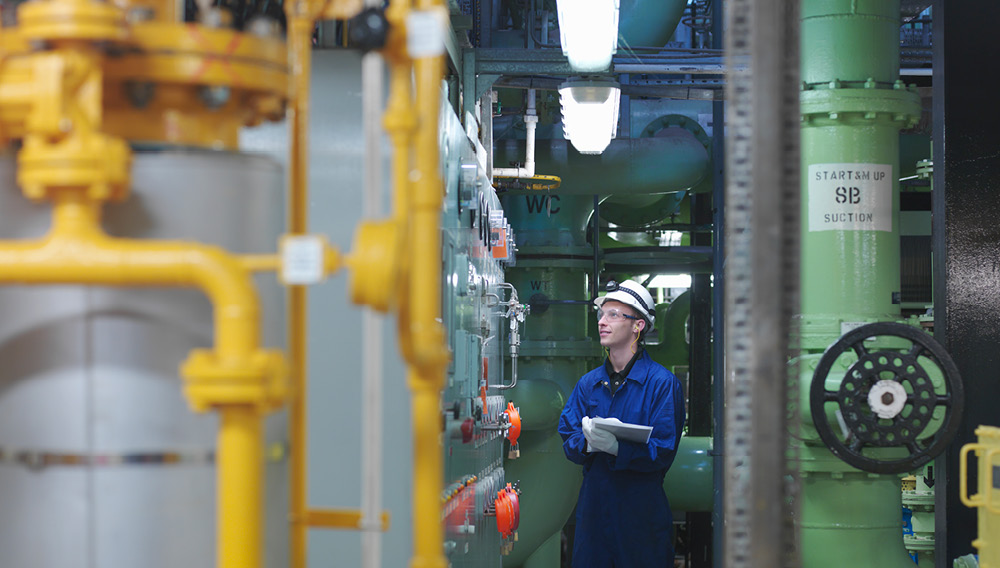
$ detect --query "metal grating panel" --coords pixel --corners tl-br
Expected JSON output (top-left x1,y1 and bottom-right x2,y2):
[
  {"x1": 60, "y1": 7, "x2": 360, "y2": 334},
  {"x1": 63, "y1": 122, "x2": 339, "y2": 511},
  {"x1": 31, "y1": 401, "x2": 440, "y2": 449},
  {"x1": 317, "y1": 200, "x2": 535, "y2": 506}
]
[{"x1": 723, "y1": 0, "x2": 801, "y2": 566}]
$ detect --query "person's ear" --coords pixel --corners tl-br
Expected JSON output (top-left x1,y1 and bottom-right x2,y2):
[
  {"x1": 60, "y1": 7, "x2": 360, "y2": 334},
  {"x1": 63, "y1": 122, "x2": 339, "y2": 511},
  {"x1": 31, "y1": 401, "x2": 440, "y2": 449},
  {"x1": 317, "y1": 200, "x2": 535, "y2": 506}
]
[{"x1": 633, "y1": 320, "x2": 644, "y2": 333}]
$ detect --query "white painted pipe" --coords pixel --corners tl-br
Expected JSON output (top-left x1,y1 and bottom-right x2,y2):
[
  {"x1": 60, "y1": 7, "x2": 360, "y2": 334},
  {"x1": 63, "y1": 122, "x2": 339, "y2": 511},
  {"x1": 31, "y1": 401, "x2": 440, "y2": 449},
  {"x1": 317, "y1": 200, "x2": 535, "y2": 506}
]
[
  {"x1": 360, "y1": 45, "x2": 384, "y2": 568},
  {"x1": 493, "y1": 89, "x2": 537, "y2": 179}
]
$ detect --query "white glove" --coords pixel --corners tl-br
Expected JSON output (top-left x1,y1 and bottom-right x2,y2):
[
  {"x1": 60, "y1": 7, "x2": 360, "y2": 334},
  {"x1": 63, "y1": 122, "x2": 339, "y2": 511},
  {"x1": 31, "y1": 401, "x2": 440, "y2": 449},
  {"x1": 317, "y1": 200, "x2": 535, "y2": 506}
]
[
  {"x1": 582, "y1": 416, "x2": 595, "y2": 449},
  {"x1": 582, "y1": 416, "x2": 618, "y2": 455}
]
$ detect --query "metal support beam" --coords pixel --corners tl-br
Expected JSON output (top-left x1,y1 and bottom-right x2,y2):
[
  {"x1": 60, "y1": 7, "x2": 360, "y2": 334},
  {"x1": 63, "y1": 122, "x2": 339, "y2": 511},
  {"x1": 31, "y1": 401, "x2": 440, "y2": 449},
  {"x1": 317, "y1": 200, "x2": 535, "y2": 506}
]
[
  {"x1": 475, "y1": 48, "x2": 574, "y2": 75},
  {"x1": 723, "y1": 1, "x2": 801, "y2": 567}
]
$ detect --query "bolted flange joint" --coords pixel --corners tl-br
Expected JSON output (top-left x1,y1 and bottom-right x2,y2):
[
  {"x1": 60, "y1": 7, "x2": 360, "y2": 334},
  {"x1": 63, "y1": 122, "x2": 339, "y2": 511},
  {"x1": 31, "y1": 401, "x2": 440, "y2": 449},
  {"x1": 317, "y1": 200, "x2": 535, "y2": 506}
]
[
  {"x1": 18, "y1": 0, "x2": 128, "y2": 44},
  {"x1": 181, "y1": 349, "x2": 290, "y2": 413},
  {"x1": 18, "y1": 133, "x2": 131, "y2": 201},
  {"x1": 800, "y1": 80, "x2": 922, "y2": 128}
]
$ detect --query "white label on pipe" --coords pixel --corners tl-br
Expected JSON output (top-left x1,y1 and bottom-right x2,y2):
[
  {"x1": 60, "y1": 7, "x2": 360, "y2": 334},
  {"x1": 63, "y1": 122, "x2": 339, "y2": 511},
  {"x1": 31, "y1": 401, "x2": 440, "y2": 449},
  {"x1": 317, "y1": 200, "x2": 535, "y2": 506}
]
[
  {"x1": 281, "y1": 235, "x2": 325, "y2": 285},
  {"x1": 407, "y1": 8, "x2": 447, "y2": 58},
  {"x1": 808, "y1": 163, "x2": 893, "y2": 232}
]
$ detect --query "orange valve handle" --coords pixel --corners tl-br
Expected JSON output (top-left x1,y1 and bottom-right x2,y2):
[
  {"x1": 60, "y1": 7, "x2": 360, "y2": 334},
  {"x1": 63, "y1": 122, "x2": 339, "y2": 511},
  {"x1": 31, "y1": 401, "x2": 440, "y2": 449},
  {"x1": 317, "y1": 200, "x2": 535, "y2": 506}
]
[
  {"x1": 505, "y1": 402, "x2": 521, "y2": 446},
  {"x1": 494, "y1": 491, "x2": 513, "y2": 538},
  {"x1": 506, "y1": 484, "x2": 520, "y2": 530}
]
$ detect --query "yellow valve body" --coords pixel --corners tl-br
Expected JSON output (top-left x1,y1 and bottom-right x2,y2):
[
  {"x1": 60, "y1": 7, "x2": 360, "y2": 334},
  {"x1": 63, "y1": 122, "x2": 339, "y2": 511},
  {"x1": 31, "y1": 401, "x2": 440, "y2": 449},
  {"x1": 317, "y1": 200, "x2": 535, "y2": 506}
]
[{"x1": 963, "y1": 426, "x2": 1000, "y2": 568}]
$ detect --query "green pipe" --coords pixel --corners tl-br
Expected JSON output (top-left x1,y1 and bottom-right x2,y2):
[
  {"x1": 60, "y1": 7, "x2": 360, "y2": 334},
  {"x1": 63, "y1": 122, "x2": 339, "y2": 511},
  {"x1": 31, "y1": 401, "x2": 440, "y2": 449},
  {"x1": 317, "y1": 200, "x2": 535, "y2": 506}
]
[
  {"x1": 619, "y1": 0, "x2": 687, "y2": 49},
  {"x1": 663, "y1": 436, "x2": 713, "y2": 513},
  {"x1": 509, "y1": 378, "x2": 566, "y2": 431},
  {"x1": 800, "y1": 468, "x2": 913, "y2": 566},
  {"x1": 520, "y1": 531, "x2": 561, "y2": 568},
  {"x1": 502, "y1": 261, "x2": 599, "y2": 568},
  {"x1": 600, "y1": 192, "x2": 685, "y2": 229},
  {"x1": 646, "y1": 293, "x2": 691, "y2": 374},
  {"x1": 493, "y1": 133, "x2": 709, "y2": 197},
  {"x1": 504, "y1": 429, "x2": 583, "y2": 567},
  {"x1": 500, "y1": 194, "x2": 595, "y2": 248},
  {"x1": 799, "y1": 1, "x2": 921, "y2": 567}
]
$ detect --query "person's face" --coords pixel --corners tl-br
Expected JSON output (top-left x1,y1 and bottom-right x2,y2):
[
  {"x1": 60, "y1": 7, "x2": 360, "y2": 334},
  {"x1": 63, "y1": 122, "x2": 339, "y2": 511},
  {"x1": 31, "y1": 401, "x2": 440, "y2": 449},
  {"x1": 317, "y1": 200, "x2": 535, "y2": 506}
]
[{"x1": 597, "y1": 300, "x2": 643, "y2": 350}]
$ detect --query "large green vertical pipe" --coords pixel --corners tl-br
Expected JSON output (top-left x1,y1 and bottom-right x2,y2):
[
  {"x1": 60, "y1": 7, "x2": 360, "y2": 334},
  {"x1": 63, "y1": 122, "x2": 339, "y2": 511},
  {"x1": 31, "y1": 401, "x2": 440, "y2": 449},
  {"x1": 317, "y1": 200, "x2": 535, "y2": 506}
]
[
  {"x1": 501, "y1": 251, "x2": 601, "y2": 568},
  {"x1": 799, "y1": 1, "x2": 920, "y2": 567}
]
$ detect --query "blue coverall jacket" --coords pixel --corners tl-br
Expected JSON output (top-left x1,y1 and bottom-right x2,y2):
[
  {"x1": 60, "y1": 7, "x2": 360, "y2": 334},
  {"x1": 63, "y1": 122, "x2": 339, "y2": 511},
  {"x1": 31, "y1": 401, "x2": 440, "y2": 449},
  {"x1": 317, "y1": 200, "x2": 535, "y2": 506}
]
[{"x1": 558, "y1": 350, "x2": 685, "y2": 568}]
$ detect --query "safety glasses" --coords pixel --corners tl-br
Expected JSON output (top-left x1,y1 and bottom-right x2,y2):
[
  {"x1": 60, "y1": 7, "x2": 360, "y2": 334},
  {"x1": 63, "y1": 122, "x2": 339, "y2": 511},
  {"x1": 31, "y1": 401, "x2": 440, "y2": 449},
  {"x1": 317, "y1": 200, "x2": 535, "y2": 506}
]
[{"x1": 595, "y1": 308, "x2": 639, "y2": 322}]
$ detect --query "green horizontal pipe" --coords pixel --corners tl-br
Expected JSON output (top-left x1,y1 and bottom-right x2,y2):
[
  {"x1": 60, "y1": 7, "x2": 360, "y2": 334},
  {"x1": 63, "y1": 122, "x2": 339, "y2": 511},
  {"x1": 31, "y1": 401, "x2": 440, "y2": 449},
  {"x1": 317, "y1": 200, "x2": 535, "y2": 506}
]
[
  {"x1": 600, "y1": 192, "x2": 686, "y2": 228},
  {"x1": 619, "y1": 0, "x2": 687, "y2": 49},
  {"x1": 493, "y1": 132, "x2": 709, "y2": 196},
  {"x1": 664, "y1": 436, "x2": 713, "y2": 513},
  {"x1": 508, "y1": 378, "x2": 567, "y2": 431}
]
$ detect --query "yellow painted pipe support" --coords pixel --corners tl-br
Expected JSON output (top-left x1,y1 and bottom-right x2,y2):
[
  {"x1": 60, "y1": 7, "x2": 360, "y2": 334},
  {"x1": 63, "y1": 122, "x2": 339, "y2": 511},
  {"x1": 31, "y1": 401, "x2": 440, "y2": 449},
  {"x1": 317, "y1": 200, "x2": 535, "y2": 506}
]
[
  {"x1": 305, "y1": 508, "x2": 391, "y2": 530},
  {"x1": 285, "y1": 9, "x2": 314, "y2": 568}
]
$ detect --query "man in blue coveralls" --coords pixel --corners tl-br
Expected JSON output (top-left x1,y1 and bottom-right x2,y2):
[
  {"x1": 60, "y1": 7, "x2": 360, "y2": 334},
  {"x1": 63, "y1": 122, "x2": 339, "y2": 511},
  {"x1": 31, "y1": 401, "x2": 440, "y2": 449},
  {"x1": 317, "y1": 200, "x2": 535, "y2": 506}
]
[{"x1": 558, "y1": 279, "x2": 685, "y2": 567}]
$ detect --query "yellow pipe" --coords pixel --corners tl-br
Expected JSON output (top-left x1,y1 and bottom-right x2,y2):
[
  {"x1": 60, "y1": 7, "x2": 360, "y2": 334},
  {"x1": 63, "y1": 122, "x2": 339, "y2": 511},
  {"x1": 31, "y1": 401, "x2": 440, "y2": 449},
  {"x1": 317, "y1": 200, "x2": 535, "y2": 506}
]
[
  {"x1": 240, "y1": 254, "x2": 281, "y2": 272},
  {"x1": 405, "y1": 0, "x2": 448, "y2": 566},
  {"x1": 305, "y1": 508, "x2": 391, "y2": 530},
  {"x1": 383, "y1": 0, "x2": 415, "y2": 227},
  {"x1": 410, "y1": 379, "x2": 446, "y2": 568},
  {"x1": 286, "y1": 11, "x2": 313, "y2": 568},
  {"x1": 380, "y1": 0, "x2": 417, "y2": 362},
  {"x1": 218, "y1": 405, "x2": 264, "y2": 568},
  {"x1": 0, "y1": 190, "x2": 260, "y2": 361}
]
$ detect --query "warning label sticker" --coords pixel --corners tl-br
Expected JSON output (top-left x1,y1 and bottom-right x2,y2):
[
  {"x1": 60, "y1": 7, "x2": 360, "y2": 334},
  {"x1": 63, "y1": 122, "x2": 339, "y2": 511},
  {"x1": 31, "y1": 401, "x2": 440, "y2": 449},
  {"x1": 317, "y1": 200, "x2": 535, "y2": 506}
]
[{"x1": 808, "y1": 163, "x2": 893, "y2": 232}]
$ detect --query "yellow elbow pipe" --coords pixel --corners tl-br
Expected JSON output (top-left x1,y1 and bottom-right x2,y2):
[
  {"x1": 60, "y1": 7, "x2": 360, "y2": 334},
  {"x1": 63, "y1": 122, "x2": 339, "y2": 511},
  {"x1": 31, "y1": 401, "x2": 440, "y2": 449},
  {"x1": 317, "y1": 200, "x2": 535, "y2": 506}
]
[{"x1": 0, "y1": 192, "x2": 260, "y2": 360}]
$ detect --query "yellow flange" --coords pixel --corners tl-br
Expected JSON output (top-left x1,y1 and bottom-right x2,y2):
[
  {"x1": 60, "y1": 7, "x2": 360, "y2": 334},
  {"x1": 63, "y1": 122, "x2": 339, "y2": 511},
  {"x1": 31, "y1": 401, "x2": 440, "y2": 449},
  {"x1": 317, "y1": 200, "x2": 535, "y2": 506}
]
[
  {"x1": 18, "y1": 133, "x2": 131, "y2": 201},
  {"x1": 18, "y1": 0, "x2": 128, "y2": 43},
  {"x1": 348, "y1": 220, "x2": 400, "y2": 313},
  {"x1": 181, "y1": 349, "x2": 290, "y2": 413},
  {"x1": 100, "y1": 22, "x2": 288, "y2": 148},
  {"x1": 107, "y1": 23, "x2": 287, "y2": 93}
]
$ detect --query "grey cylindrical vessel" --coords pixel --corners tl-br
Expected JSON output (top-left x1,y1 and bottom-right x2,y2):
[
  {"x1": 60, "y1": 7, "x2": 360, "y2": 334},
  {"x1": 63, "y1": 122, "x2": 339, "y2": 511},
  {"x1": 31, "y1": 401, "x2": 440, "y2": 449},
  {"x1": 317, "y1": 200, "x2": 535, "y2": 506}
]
[{"x1": 0, "y1": 150, "x2": 286, "y2": 568}]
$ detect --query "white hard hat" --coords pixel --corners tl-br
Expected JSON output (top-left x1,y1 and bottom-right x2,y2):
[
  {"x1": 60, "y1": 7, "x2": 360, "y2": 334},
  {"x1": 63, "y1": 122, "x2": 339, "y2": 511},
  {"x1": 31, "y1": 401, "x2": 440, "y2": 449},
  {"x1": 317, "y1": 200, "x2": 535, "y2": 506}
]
[{"x1": 594, "y1": 279, "x2": 655, "y2": 329}]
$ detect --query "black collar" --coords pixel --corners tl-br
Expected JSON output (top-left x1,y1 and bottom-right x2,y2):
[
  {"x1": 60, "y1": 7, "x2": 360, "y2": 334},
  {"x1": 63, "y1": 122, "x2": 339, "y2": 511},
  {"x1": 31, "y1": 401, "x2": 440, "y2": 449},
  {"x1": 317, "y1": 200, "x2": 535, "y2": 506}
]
[{"x1": 604, "y1": 347, "x2": 643, "y2": 394}]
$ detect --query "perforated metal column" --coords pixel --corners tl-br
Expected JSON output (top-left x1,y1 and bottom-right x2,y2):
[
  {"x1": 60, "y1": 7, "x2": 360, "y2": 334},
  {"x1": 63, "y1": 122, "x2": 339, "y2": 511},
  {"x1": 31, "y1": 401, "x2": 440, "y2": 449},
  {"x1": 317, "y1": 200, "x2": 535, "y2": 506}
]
[{"x1": 723, "y1": 0, "x2": 801, "y2": 566}]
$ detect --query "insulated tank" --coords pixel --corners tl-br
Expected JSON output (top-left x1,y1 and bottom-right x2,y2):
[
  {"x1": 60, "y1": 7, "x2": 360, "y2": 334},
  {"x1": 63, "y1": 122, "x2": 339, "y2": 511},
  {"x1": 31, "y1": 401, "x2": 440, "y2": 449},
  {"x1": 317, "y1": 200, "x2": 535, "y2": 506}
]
[{"x1": 0, "y1": 150, "x2": 288, "y2": 568}]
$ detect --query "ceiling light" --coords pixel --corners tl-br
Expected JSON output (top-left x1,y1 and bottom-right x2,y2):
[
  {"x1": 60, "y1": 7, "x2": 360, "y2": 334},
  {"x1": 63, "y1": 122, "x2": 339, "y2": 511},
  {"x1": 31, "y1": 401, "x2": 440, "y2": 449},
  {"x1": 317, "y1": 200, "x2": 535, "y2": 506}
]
[
  {"x1": 556, "y1": 0, "x2": 620, "y2": 72},
  {"x1": 559, "y1": 78, "x2": 621, "y2": 155}
]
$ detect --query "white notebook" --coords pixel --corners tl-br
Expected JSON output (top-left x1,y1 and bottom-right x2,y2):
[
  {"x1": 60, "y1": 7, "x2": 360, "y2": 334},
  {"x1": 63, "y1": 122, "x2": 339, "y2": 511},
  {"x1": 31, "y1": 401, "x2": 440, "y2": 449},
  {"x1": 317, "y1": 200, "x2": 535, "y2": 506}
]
[{"x1": 592, "y1": 417, "x2": 653, "y2": 444}]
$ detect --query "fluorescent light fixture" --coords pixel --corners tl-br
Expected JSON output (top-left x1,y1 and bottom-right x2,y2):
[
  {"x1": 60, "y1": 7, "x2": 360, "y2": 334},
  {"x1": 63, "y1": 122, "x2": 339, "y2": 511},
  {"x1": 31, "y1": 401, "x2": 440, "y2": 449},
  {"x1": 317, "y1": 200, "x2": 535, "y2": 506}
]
[
  {"x1": 556, "y1": 0, "x2": 620, "y2": 72},
  {"x1": 559, "y1": 78, "x2": 621, "y2": 155}
]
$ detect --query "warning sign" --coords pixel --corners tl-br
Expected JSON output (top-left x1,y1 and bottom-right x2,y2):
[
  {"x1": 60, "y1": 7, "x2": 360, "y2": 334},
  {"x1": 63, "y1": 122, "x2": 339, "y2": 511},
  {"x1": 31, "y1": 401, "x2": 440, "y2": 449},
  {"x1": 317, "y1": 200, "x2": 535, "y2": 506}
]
[{"x1": 808, "y1": 163, "x2": 893, "y2": 232}]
